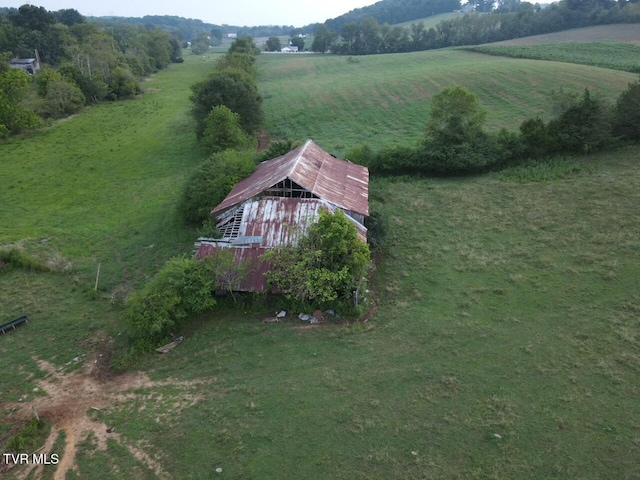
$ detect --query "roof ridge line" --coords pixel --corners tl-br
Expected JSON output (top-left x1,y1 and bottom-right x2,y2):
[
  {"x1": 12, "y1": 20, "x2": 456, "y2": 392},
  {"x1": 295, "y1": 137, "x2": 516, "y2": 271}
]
[{"x1": 285, "y1": 138, "x2": 313, "y2": 179}]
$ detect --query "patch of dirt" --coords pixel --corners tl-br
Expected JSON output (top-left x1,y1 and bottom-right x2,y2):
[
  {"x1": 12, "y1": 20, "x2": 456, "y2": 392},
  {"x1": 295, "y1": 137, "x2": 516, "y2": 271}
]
[{"x1": 3, "y1": 342, "x2": 217, "y2": 480}]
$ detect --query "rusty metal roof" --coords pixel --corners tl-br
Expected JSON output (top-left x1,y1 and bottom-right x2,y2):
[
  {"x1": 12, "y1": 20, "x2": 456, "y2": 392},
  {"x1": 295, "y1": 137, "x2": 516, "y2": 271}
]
[
  {"x1": 218, "y1": 197, "x2": 367, "y2": 246},
  {"x1": 197, "y1": 198, "x2": 367, "y2": 292},
  {"x1": 212, "y1": 139, "x2": 369, "y2": 216}
]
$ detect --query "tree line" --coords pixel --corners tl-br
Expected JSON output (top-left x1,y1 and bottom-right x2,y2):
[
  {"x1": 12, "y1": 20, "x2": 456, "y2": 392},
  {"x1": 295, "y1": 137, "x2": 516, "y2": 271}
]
[
  {"x1": 313, "y1": 0, "x2": 640, "y2": 55},
  {"x1": 124, "y1": 37, "x2": 369, "y2": 355},
  {"x1": 347, "y1": 79, "x2": 640, "y2": 176},
  {"x1": 0, "y1": 5, "x2": 183, "y2": 137}
]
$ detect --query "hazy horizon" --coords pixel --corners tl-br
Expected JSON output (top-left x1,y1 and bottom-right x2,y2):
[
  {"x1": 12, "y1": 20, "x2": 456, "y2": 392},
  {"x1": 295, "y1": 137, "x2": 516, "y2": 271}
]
[{"x1": 2, "y1": 0, "x2": 380, "y2": 27}]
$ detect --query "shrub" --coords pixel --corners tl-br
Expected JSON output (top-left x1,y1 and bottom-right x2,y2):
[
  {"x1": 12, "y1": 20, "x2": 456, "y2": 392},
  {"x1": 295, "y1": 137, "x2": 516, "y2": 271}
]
[
  {"x1": 345, "y1": 144, "x2": 374, "y2": 166},
  {"x1": 125, "y1": 256, "x2": 216, "y2": 349},
  {"x1": 613, "y1": 77, "x2": 640, "y2": 141},
  {"x1": 107, "y1": 66, "x2": 141, "y2": 100},
  {"x1": 180, "y1": 150, "x2": 257, "y2": 225},
  {"x1": 551, "y1": 88, "x2": 613, "y2": 154},
  {"x1": 365, "y1": 208, "x2": 387, "y2": 251},
  {"x1": 368, "y1": 145, "x2": 421, "y2": 173},
  {"x1": 37, "y1": 76, "x2": 86, "y2": 119},
  {"x1": 421, "y1": 133, "x2": 502, "y2": 174},
  {"x1": 520, "y1": 116, "x2": 557, "y2": 158},
  {"x1": 6, "y1": 418, "x2": 51, "y2": 453},
  {"x1": 0, "y1": 246, "x2": 49, "y2": 272}
]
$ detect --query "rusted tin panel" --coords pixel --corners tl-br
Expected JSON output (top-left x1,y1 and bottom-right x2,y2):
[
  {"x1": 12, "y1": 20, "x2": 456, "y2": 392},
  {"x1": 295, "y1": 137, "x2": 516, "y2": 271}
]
[
  {"x1": 196, "y1": 244, "x2": 271, "y2": 292},
  {"x1": 212, "y1": 139, "x2": 369, "y2": 216},
  {"x1": 226, "y1": 198, "x2": 367, "y2": 246}
]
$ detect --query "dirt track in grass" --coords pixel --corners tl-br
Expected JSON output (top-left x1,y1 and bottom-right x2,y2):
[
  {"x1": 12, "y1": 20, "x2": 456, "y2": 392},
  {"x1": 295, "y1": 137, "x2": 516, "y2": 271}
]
[{"x1": 2, "y1": 343, "x2": 215, "y2": 480}]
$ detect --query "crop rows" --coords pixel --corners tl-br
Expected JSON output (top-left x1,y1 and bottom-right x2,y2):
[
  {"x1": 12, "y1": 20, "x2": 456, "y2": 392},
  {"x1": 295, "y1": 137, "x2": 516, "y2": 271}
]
[{"x1": 467, "y1": 42, "x2": 640, "y2": 72}]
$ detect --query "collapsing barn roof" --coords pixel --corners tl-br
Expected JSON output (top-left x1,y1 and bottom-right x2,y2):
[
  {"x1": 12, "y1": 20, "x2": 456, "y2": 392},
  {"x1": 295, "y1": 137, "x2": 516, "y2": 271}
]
[
  {"x1": 195, "y1": 198, "x2": 367, "y2": 292},
  {"x1": 212, "y1": 139, "x2": 369, "y2": 217},
  {"x1": 197, "y1": 140, "x2": 370, "y2": 292}
]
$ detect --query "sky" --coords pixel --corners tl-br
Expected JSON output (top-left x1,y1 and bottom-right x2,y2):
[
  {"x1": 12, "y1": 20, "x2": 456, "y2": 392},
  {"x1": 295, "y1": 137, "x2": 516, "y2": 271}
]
[{"x1": 2, "y1": 0, "x2": 379, "y2": 27}]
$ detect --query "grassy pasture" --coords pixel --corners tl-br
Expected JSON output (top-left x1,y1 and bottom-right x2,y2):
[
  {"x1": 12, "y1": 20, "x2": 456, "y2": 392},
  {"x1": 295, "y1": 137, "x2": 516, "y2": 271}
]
[
  {"x1": 54, "y1": 145, "x2": 640, "y2": 480},
  {"x1": 258, "y1": 49, "x2": 636, "y2": 156},
  {"x1": 0, "y1": 54, "x2": 219, "y2": 405},
  {"x1": 393, "y1": 11, "x2": 460, "y2": 28},
  {"x1": 1, "y1": 43, "x2": 640, "y2": 479},
  {"x1": 0, "y1": 55, "x2": 221, "y2": 291},
  {"x1": 466, "y1": 42, "x2": 640, "y2": 72}
]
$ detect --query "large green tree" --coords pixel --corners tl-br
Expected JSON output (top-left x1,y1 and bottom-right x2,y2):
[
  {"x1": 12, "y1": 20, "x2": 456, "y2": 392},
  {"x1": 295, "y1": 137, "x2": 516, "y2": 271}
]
[
  {"x1": 190, "y1": 68, "x2": 263, "y2": 136},
  {"x1": 311, "y1": 24, "x2": 337, "y2": 53},
  {"x1": 191, "y1": 32, "x2": 210, "y2": 55},
  {"x1": 420, "y1": 86, "x2": 499, "y2": 173},
  {"x1": 202, "y1": 105, "x2": 252, "y2": 156},
  {"x1": 227, "y1": 36, "x2": 260, "y2": 56},
  {"x1": 425, "y1": 85, "x2": 487, "y2": 145},
  {"x1": 180, "y1": 150, "x2": 257, "y2": 225},
  {"x1": 265, "y1": 36, "x2": 282, "y2": 51}
]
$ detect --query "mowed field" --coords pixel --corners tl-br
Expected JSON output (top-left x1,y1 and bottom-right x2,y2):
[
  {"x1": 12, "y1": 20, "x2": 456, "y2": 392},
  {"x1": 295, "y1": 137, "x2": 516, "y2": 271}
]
[
  {"x1": 258, "y1": 48, "x2": 637, "y2": 156},
  {"x1": 494, "y1": 22, "x2": 640, "y2": 45},
  {"x1": 2, "y1": 33, "x2": 640, "y2": 479}
]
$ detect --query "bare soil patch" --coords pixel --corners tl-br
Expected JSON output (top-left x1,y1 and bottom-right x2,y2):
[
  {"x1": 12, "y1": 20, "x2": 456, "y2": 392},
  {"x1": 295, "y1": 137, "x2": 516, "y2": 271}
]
[{"x1": 2, "y1": 343, "x2": 216, "y2": 480}]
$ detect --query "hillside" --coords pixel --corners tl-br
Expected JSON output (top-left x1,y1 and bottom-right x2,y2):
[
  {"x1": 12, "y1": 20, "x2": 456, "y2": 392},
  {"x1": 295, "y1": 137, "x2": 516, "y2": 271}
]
[
  {"x1": 493, "y1": 23, "x2": 640, "y2": 45},
  {"x1": 324, "y1": 0, "x2": 460, "y2": 32},
  {"x1": 393, "y1": 11, "x2": 459, "y2": 28},
  {"x1": 258, "y1": 49, "x2": 637, "y2": 155}
]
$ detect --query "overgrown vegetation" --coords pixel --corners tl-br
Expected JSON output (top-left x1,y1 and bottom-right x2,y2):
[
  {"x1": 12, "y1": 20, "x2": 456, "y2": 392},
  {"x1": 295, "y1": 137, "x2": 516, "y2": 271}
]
[
  {"x1": 263, "y1": 210, "x2": 370, "y2": 306},
  {"x1": 352, "y1": 79, "x2": 637, "y2": 175},
  {"x1": 125, "y1": 256, "x2": 216, "y2": 350},
  {"x1": 190, "y1": 36, "x2": 263, "y2": 138},
  {"x1": 2, "y1": 36, "x2": 640, "y2": 478},
  {"x1": 180, "y1": 149, "x2": 257, "y2": 225},
  {"x1": 201, "y1": 105, "x2": 253, "y2": 155},
  {"x1": 5, "y1": 418, "x2": 51, "y2": 453},
  {"x1": 0, "y1": 245, "x2": 50, "y2": 272}
]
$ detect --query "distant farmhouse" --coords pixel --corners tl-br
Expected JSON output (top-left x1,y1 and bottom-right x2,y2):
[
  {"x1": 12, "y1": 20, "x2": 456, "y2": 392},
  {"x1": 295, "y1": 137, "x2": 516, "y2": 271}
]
[
  {"x1": 9, "y1": 56, "x2": 40, "y2": 75},
  {"x1": 196, "y1": 139, "x2": 369, "y2": 292},
  {"x1": 281, "y1": 46, "x2": 298, "y2": 53}
]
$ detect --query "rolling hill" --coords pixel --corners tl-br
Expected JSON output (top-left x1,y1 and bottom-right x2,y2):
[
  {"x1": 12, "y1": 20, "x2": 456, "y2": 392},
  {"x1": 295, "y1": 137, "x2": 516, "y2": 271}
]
[
  {"x1": 258, "y1": 48, "x2": 637, "y2": 155},
  {"x1": 2, "y1": 28, "x2": 640, "y2": 480}
]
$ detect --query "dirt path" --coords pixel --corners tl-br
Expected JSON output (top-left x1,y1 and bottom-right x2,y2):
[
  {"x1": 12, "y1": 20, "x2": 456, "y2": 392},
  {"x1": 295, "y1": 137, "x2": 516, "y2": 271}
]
[{"x1": 3, "y1": 351, "x2": 215, "y2": 479}]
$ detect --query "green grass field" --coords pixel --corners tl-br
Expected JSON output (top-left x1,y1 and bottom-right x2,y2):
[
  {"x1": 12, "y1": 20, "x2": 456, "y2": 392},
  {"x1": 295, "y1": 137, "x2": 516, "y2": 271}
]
[
  {"x1": 258, "y1": 49, "x2": 637, "y2": 156},
  {"x1": 494, "y1": 23, "x2": 640, "y2": 45},
  {"x1": 2, "y1": 41, "x2": 640, "y2": 479},
  {"x1": 466, "y1": 42, "x2": 640, "y2": 72},
  {"x1": 394, "y1": 11, "x2": 460, "y2": 29}
]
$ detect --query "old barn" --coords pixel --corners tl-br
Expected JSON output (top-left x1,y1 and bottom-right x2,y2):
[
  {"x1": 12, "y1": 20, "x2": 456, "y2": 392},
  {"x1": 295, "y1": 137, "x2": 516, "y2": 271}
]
[{"x1": 195, "y1": 139, "x2": 369, "y2": 292}]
